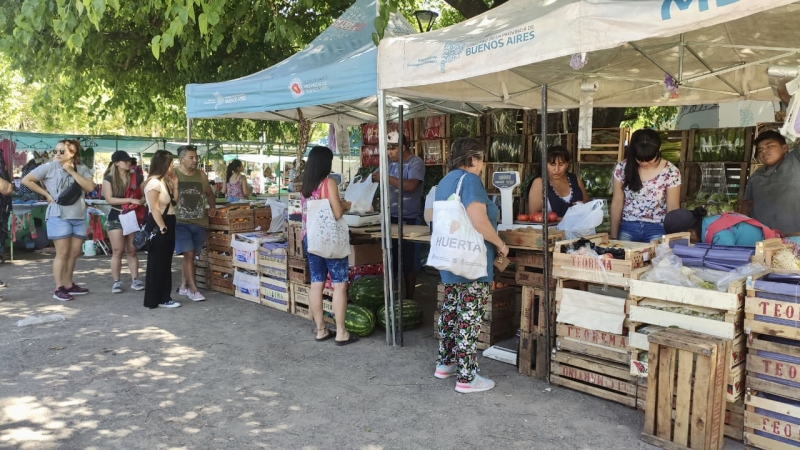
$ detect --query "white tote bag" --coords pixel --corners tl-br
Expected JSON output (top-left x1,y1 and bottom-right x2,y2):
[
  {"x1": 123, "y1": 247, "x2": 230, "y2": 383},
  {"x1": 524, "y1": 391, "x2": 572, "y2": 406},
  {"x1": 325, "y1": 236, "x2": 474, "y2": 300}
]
[
  {"x1": 556, "y1": 199, "x2": 605, "y2": 239},
  {"x1": 306, "y1": 182, "x2": 351, "y2": 259},
  {"x1": 426, "y1": 175, "x2": 488, "y2": 279},
  {"x1": 119, "y1": 210, "x2": 140, "y2": 236}
]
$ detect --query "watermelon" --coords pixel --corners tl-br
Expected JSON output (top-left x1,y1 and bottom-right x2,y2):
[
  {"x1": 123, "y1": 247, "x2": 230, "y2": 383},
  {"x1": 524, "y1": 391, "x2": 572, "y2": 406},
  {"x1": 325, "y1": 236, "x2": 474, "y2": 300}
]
[
  {"x1": 348, "y1": 275, "x2": 385, "y2": 312},
  {"x1": 345, "y1": 304, "x2": 376, "y2": 337},
  {"x1": 377, "y1": 299, "x2": 423, "y2": 330}
]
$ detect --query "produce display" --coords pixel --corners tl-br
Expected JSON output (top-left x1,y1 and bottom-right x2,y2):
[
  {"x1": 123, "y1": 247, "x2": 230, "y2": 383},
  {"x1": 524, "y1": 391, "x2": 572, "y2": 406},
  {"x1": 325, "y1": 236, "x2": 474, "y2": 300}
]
[
  {"x1": 560, "y1": 238, "x2": 626, "y2": 260},
  {"x1": 377, "y1": 299, "x2": 423, "y2": 330},
  {"x1": 692, "y1": 128, "x2": 747, "y2": 162},
  {"x1": 489, "y1": 135, "x2": 523, "y2": 162},
  {"x1": 348, "y1": 276, "x2": 385, "y2": 312},
  {"x1": 578, "y1": 164, "x2": 614, "y2": 198},
  {"x1": 684, "y1": 191, "x2": 736, "y2": 215},
  {"x1": 344, "y1": 304, "x2": 376, "y2": 337},
  {"x1": 450, "y1": 114, "x2": 479, "y2": 138},
  {"x1": 637, "y1": 300, "x2": 726, "y2": 322}
]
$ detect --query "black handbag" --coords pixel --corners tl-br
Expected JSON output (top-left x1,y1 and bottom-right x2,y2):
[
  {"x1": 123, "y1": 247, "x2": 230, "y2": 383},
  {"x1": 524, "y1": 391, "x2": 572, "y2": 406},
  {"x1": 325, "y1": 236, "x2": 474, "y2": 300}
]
[
  {"x1": 133, "y1": 181, "x2": 173, "y2": 251},
  {"x1": 56, "y1": 179, "x2": 84, "y2": 206}
]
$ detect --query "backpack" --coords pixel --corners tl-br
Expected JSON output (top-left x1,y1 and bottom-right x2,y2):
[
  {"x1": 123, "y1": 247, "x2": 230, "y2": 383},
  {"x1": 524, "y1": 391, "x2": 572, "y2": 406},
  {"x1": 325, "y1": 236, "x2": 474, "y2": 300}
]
[{"x1": 703, "y1": 213, "x2": 782, "y2": 244}]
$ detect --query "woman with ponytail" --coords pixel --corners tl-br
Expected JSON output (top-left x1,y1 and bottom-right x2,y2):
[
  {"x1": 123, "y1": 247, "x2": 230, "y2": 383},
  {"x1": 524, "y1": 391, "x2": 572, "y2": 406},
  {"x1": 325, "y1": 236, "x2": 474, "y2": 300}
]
[
  {"x1": 664, "y1": 207, "x2": 772, "y2": 246},
  {"x1": 610, "y1": 129, "x2": 681, "y2": 243},
  {"x1": 221, "y1": 159, "x2": 250, "y2": 202}
]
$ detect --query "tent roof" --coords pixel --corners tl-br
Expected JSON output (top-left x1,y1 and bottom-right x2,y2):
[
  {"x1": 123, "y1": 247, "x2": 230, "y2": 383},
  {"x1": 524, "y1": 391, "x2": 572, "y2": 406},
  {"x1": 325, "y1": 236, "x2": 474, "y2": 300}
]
[
  {"x1": 185, "y1": 0, "x2": 418, "y2": 125},
  {"x1": 377, "y1": 0, "x2": 799, "y2": 109}
]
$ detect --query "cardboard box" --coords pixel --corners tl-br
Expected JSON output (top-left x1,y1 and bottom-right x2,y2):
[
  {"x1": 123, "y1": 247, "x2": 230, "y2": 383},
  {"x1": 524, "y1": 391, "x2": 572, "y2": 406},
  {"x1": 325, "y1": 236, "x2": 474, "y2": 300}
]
[{"x1": 348, "y1": 244, "x2": 383, "y2": 266}]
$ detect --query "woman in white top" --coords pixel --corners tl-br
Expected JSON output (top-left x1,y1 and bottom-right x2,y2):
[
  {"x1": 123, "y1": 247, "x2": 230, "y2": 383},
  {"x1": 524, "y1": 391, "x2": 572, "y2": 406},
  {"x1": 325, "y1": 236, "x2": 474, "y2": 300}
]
[{"x1": 142, "y1": 150, "x2": 180, "y2": 309}]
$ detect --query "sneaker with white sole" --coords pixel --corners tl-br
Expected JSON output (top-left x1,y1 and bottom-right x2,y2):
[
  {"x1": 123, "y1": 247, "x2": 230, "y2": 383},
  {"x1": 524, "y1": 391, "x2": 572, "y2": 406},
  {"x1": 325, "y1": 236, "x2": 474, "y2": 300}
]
[
  {"x1": 112, "y1": 281, "x2": 123, "y2": 294},
  {"x1": 131, "y1": 279, "x2": 145, "y2": 291},
  {"x1": 178, "y1": 286, "x2": 190, "y2": 296},
  {"x1": 53, "y1": 287, "x2": 74, "y2": 301},
  {"x1": 187, "y1": 291, "x2": 205, "y2": 302},
  {"x1": 158, "y1": 300, "x2": 181, "y2": 308},
  {"x1": 434, "y1": 363, "x2": 456, "y2": 379},
  {"x1": 455, "y1": 374, "x2": 495, "y2": 393},
  {"x1": 66, "y1": 283, "x2": 89, "y2": 295}
]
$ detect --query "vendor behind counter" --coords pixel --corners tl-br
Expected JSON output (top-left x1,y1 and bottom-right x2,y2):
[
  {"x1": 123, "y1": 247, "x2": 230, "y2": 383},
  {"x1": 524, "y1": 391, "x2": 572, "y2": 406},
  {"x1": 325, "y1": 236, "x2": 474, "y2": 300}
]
[{"x1": 741, "y1": 130, "x2": 800, "y2": 244}]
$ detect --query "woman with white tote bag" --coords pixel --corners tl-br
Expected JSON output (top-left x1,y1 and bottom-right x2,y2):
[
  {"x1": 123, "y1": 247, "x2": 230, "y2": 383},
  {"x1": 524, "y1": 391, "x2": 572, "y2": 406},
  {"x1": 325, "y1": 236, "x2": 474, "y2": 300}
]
[{"x1": 301, "y1": 146, "x2": 358, "y2": 346}]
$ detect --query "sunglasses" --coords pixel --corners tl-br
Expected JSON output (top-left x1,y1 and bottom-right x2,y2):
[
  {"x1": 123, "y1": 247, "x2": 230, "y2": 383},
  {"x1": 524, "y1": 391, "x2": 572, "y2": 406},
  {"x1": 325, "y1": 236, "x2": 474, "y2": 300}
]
[{"x1": 54, "y1": 149, "x2": 67, "y2": 155}]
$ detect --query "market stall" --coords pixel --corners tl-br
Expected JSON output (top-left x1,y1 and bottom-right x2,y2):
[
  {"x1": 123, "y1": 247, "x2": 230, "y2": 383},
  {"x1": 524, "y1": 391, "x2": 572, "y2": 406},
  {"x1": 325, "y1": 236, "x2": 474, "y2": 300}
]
[{"x1": 376, "y1": 0, "x2": 800, "y2": 447}]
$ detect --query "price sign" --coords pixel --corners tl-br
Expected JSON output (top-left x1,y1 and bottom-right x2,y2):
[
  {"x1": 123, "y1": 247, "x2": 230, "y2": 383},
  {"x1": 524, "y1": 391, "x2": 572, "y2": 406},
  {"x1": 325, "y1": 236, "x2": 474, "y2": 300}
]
[{"x1": 492, "y1": 171, "x2": 520, "y2": 190}]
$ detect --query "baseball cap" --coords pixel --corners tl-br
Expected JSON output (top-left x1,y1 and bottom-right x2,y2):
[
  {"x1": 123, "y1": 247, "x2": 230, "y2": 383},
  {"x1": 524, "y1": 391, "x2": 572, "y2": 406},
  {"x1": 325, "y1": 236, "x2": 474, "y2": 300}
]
[
  {"x1": 387, "y1": 131, "x2": 409, "y2": 146},
  {"x1": 111, "y1": 150, "x2": 132, "y2": 163}
]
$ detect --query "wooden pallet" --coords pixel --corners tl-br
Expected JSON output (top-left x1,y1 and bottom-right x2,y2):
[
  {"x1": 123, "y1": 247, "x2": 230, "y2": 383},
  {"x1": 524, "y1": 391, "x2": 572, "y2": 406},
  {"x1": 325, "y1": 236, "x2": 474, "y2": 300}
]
[
  {"x1": 551, "y1": 350, "x2": 645, "y2": 408},
  {"x1": 641, "y1": 328, "x2": 728, "y2": 450}
]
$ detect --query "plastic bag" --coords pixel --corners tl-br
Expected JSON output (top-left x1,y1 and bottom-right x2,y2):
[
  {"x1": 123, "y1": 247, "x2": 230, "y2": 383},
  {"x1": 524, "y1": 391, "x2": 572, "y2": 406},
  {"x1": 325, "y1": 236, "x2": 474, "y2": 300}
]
[
  {"x1": 264, "y1": 199, "x2": 286, "y2": 233},
  {"x1": 17, "y1": 314, "x2": 65, "y2": 327},
  {"x1": 714, "y1": 262, "x2": 770, "y2": 292},
  {"x1": 557, "y1": 200, "x2": 604, "y2": 239},
  {"x1": 344, "y1": 172, "x2": 379, "y2": 214}
]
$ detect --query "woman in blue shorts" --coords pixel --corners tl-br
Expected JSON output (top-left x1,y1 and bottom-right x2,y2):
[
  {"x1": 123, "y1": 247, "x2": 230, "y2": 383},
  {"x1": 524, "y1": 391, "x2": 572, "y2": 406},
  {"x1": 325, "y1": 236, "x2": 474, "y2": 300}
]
[
  {"x1": 22, "y1": 139, "x2": 96, "y2": 301},
  {"x1": 301, "y1": 146, "x2": 357, "y2": 345}
]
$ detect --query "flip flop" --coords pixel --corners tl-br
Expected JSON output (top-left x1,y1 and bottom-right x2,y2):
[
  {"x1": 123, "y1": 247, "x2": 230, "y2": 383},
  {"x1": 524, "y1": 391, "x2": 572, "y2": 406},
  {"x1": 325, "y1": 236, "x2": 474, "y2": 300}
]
[
  {"x1": 335, "y1": 334, "x2": 359, "y2": 346},
  {"x1": 315, "y1": 329, "x2": 336, "y2": 342}
]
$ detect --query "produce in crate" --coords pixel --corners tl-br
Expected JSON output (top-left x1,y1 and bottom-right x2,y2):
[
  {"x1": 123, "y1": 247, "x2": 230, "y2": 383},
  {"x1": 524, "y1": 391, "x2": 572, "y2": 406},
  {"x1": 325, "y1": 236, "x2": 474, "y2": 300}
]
[
  {"x1": 347, "y1": 275, "x2": 385, "y2": 312},
  {"x1": 772, "y1": 248, "x2": 800, "y2": 270},
  {"x1": 345, "y1": 304, "x2": 376, "y2": 337},
  {"x1": 377, "y1": 299, "x2": 423, "y2": 330},
  {"x1": 560, "y1": 238, "x2": 626, "y2": 259}
]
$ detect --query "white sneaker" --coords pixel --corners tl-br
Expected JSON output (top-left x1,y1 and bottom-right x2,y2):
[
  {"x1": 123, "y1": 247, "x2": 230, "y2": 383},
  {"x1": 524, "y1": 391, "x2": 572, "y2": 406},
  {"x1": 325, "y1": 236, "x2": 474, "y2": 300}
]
[
  {"x1": 112, "y1": 281, "x2": 123, "y2": 294},
  {"x1": 187, "y1": 291, "x2": 206, "y2": 302},
  {"x1": 178, "y1": 286, "x2": 190, "y2": 296},
  {"x1": 455, "y1": 375, "x2": 495, "y2": 393},
  {"x1": 131, "y1": 279, "x2": 145, "y2": 291},
  {"x1": 434, "y1": 364, "x2": 456, "y2": 379},
  {"x1": 158, "y1": 300, "x2": 181, "y2": 308}
]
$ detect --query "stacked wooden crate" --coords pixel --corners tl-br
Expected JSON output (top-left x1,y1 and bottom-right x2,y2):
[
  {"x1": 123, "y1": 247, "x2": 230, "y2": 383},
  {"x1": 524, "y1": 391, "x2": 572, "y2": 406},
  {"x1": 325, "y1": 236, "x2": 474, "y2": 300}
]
[
  {"x1": 257, "y1": 241, "x2": 290, "y2": 312},
  {"x1": 515, "y1": 250, "x2": 552, "y2": 379},
  {"x1": 231, "y1": 232, "x2": 263, "y2": 305},
  {"x1": 196, "y1": 246, "x2": 209, "y2": 290},
  {"x1": 207, "y1": 206, "x2": 255, "y2": 295},
  {"x1": 743, "y1": 273, "x2": 800, "y2": 450},
  {"x1": 550, "y1": 233, "x2": 654, "y2": 408},
  {"x1": 627, "y1": 279, "x2": 747, "y2": 414},
  {"x1": 286, "y1": 221, "x2": 311, "y2": 319}
]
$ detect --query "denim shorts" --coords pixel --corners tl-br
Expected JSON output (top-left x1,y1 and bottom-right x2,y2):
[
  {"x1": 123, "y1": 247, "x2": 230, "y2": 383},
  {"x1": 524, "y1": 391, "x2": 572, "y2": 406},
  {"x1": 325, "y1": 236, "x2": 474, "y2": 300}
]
[
  {"x1": 174, "y1": 222, "x2": 206, "y2": 255},
  {"x1": 47, "y1": 216, "x2": 88, "y2": 240},
  {"x1": 106, "y1": 219, "x2": 122, "y2": 231},
  {"x1": 303, "y1": 237, "x2": 349, "y2": 284},
  {"x1": 618, "y1": 220, "x2": 665, "y2": 243}
]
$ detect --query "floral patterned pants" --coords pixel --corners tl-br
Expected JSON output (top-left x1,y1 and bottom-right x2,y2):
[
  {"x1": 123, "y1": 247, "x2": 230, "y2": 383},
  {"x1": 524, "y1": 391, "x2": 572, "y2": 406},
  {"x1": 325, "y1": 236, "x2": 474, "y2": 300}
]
[{"x1": 437, "y1": 281, "x2": 491, "y2": 383}]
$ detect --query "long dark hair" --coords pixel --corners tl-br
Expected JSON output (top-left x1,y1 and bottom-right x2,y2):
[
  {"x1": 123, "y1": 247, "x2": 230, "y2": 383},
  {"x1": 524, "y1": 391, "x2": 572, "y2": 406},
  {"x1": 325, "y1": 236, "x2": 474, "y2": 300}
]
[
  {"x1": 623, "y1": 129, "x2": 662, "y2": 192},
  {"x1": 148, "y1": 150, "x2": 174, "y2": 181},
  {"x1": 301, "y1": 146, "x2": 333, "y2": 199},
  {"x1": 226, "y1": 159, "x2": 243, "y2": 183}
]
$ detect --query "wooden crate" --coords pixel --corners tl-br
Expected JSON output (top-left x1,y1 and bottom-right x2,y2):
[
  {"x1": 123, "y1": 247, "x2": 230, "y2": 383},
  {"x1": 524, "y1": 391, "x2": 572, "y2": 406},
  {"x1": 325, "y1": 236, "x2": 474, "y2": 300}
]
[
  {"x1": 196, "y1": 266, "x2": 208, "y2": 290},
  {"x1": 629, "y1": 279, "x2": 745, "y2": 312},
  {"x1": 577, "y1": 127, "x2": 630, "y2": 161},
  {"x1": 258, "y1": 251, "x2": 287, "y2": 280},
  {"x1": 206, "y1": 231, "x2": 232, "y2": 248},
  {"x1": 210, "y1": 274, "x2": 234, "y2": 296},
  {"x1": 754, "y1": 238, "x2": 800, "y2": 275},
  {"x1": 210, "y1": 264, "x2": 233, "y2": 276},
  {"x1": 519, "y1": 331, "x2": 549, "y2": 379},
  {"x1": 208, "y1": 251, "x2": 233, "y2": 270},
  {"x1": 209, "y1": 207, "x2": 255, "y2": 232},
  {"x1": 556, "y1": 323, "x2": 630, "y2": 365},
  {"x1": 641, "y1": 328, "x2": 729, "y2": 450},
  {"x1": 253, "y1": 207, "x2": 272, "y2": 231},
  {"x1": 744, "y1": 394, "x2": 800, "y2": 450},
  {"x1": 499, "y1": 227, "x2": 565, "y2": 250},
  {"x1": 260, "y1": 276, "x2": 290, "y2": 312},
  {"x1": 630, "y1": 329, "x2": 746, "y2": 379},
  {"x1": 234, "y1": 288, "x2": 261, "y2": 305},
  {"x1": 745, "y1": 279, "x2": 800, "y2": 340},
  {"x1": 477, "y1": 317, "x2": 516, "y2": 350},
  {"x1": 725, "y1": 399, "x2": 744, "y2": 442},
  {"x1": 553, "y1": 265, "x2": 650, "y2": 287},
  {"x1": 553, "y1": 233, "x2": 655, "y2": 276},
  {"x1": 288, "y1": 257, "x2": 310, "y2": 283},
  {"x1": 515, "y1": 264, "x2": 556, "y2": 288},
  {"x1": 551, "y1": 350, "x2": 645, "y2": 408},
  {"x1": 287, "y1": 223, "x2": 304, "y2": 259},
  {"x1": 554, "y1": 279, "x2": 629, "y2": 337},
  {"x1": 629, "y1": 299, "x2": 742, "y2": 340},
  {"x1": 521, "y1": 286, "x2": 547, "y2": 334}
]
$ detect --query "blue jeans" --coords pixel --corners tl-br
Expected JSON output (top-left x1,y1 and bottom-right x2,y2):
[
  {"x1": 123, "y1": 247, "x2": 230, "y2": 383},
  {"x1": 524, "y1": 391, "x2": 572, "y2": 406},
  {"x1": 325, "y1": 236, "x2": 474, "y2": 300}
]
[{"x1": 618, "y1": 220, "x2": 664, "y2": 243}]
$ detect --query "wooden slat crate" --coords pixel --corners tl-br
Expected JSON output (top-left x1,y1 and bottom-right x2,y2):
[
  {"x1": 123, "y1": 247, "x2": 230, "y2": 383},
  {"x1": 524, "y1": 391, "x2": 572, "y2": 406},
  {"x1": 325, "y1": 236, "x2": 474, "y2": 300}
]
[
  {"x1": 554, "y1": 233, "x2": 655, "y2": 276},
  {"x1": 260, "y1": 276, "x2": 290, "y2": 312},
  {"x1": 641, "y1": 328, "x2": 729, "y2": 450},
  {"x1": 287, "y1": 223, "x2": 304, "y2": 259},
  {"x1": 290, "y1": 283, "x2": 335, "y2": 325},
  {"x1": 234, "y1": 287, "x2": 260, "y2": 305},
  {"x1": 725, "y1": 399, "x2": 744, "y2": 442},
  {"x1": 196, "y1": 266, "x2": 208, "y2": 290},
  {"x1": 556, "y1": 323, "x2": 629, "y2": 365},
  {"x1": 521, "y1": 286, "x2": 546, "y2": 334},
  {"x1": 258, "y1": 250, "x2": 287, "y2": 280},
  {"x1": 577, "y1": 127, "x2": 630, "y2": 161},
  {"x1": 253, "y1": 207, "x2": 272, "y2": 231},
  {"x1": 519, "y1": 331, "x2": 549, "y2": 379},
  {"x1": 288, "y1": 257, "x2": 310, "y2": 284},
  {"x1": 208, "y1": 251, "x2": 233, "y2": 270},
  {"x1": 629, "y1": 298, "x2": 743, "y2": 340},
  {"x1": 744, "y1": 277, "x2": 800, "y2": 340},
  {"x1": 553, "y1": 265, "x2": 650, "y2": 287},
  {"x1": 206, "y1": 231, "x2": 232, "y2": 249},
  {"x1": 209, "y1": 207, "x2": 255, "y2": 232},
  {"x1": 554, "y1": 279, "x2": 629, "y2": 337},
  {"x1": 499, "y1": 227, "x2": 565, "y2": 250},
  {"x1": 210, "y1": 264, "x2": 233, "y2": 276},
  {"x1": 210, "y1": 274, "x2": 234, "y2": 296},
  {"x1": 551, "y1": 350, "x2": 645, "y2": 408}
]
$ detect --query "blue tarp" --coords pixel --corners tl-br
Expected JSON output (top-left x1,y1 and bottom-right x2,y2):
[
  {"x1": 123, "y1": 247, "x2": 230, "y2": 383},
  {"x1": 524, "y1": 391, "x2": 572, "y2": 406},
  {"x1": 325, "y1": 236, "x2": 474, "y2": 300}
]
[{"x1": 185, "y1": 0, "x2": 415, "y2": 125}]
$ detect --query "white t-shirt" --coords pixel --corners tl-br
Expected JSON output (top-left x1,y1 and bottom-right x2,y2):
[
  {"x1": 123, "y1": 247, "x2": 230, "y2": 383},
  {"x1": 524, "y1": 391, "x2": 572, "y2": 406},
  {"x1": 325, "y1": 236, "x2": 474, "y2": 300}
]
[{"x1": 143, "y1": 178, "x2": 175, "y2": 216}]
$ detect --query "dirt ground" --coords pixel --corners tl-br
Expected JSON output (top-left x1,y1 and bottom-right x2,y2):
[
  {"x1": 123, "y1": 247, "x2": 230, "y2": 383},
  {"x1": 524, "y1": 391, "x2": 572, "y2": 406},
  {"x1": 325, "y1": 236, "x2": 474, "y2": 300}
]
[{"x1": 0, "y1": 252, "x2": 744, "y2": 449}]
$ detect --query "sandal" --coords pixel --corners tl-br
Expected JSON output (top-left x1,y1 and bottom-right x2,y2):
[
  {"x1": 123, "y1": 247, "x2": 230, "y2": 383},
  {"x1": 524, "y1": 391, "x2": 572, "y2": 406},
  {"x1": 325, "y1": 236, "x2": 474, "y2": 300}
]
[
  {"x1": 315, "y1": 329, "x2": 336, "y2": 342},
  {"x1": 335, "y1": 334, "x2": 359, "y2": 346}
]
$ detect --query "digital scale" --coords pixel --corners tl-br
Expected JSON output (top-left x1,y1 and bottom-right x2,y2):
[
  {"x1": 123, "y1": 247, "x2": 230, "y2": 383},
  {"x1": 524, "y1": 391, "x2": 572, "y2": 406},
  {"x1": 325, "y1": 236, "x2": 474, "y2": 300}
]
[
  {"x1": 492, "y1": 171, "x2": 546, "y2": 232},
  {"x1": 343, "y1": 211, "x2": 381, "y2": 227}
]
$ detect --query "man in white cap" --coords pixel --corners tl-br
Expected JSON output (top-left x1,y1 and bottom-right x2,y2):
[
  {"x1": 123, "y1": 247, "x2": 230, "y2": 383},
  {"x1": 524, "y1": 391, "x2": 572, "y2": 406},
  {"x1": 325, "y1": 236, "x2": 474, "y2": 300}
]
[{"x1": 372, "y1": 131, "x2": 425, "y2": 298}]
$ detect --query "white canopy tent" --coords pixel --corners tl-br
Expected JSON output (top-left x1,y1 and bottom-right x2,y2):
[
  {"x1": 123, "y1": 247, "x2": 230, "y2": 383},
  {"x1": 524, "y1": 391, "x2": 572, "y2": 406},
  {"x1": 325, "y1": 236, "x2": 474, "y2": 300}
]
[{"x1": 374, "y1": 0, "x2": 797, "y2": 354}]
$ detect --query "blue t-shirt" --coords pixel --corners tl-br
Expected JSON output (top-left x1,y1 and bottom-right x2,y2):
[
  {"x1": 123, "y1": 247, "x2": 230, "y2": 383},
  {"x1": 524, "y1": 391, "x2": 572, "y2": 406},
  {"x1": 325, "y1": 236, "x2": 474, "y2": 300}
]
[
  {"x1": 435, "y1": 169, "x2": 499, "y2": 284},
  {"x1": 701, "y1": 215, "x2": 764, "y2": 247},
  {"x1": 388, "y1": 154, "x2": 425, "y2": 220}
]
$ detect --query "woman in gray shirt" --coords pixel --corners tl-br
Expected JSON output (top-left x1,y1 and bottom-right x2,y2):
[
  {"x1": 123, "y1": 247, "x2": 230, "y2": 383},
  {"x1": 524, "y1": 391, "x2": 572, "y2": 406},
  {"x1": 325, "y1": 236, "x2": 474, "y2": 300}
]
[{"x1": 22, "y1": 139, "x2": 96, "y2": 301}]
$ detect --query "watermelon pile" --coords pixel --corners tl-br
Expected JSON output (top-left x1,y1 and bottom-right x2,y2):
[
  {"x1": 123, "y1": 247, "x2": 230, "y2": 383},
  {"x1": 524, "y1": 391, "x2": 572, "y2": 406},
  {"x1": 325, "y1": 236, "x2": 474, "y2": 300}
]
[
  {"x1": 348, "y1": 275, "x2": 385, "y2": 312},
  {"x1": 345, "y1": 304, "x2": 376, "y2": 337},
  {"x1": 377, "y1": 299, "x2": 423, "y2": 330}
]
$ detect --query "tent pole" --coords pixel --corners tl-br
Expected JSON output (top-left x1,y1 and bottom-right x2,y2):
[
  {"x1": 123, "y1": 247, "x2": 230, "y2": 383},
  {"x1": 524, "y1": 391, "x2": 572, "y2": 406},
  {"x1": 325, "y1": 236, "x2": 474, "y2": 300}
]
[
  {"x1": 378, "y1": 90, "x2": 396, "y2": 346},
  {"x1": 540, "y1": 85, "x2": 551, "y2": 385},
  {"x1": 397, "y1": 105, "x2": 404, "y2": 347},
  {"x1": 678, "y1": 34, "x2": 685, "y2": 83},
  {"x1": 187, "y1": 118, "x2": 193, "y2": 145}
]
